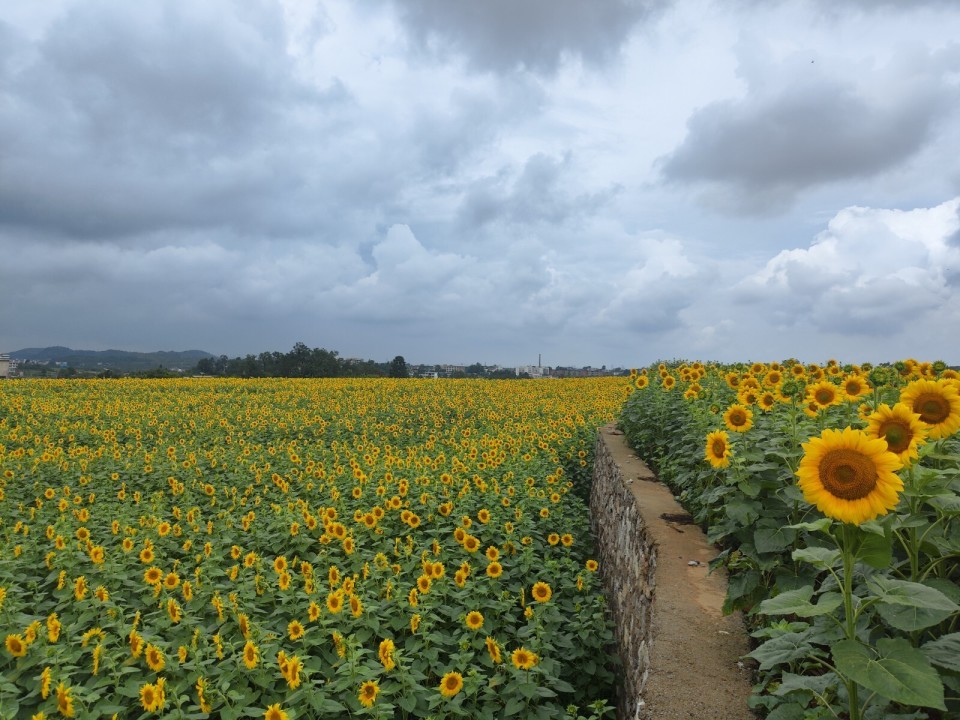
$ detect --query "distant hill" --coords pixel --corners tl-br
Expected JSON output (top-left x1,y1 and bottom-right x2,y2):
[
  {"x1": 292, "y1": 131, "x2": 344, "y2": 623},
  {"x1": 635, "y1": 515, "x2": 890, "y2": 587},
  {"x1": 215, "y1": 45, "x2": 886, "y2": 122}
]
[{"x1": 10, "y1": 347, "x2": 214, "y2": 373}]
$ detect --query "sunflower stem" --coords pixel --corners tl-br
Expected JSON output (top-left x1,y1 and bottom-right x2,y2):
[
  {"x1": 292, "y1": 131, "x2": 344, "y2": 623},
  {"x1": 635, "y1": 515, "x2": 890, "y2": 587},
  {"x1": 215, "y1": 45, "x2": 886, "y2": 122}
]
[{"x1": 839, "y1": 523, "x2": 861, "y2": 720}]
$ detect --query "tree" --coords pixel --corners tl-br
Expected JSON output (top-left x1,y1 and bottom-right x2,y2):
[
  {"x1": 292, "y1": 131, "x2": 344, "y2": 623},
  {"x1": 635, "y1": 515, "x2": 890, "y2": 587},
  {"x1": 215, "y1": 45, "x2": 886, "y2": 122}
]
[{"x1": 389, "y1": 356, "x2": 409, "y2": 378}]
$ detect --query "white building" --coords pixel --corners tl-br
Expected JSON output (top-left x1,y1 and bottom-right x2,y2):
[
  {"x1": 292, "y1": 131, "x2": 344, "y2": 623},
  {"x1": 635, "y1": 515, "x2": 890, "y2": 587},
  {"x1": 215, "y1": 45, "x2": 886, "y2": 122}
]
[{"x1": 0, "y1": 354, "x2": 10, "y2": 379}]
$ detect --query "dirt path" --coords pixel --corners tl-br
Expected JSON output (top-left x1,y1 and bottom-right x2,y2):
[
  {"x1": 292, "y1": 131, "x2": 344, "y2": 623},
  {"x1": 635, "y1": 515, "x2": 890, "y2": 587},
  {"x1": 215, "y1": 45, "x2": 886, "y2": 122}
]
[{"x1": 600, "y1": 425, "x2": 756, "y2": 719}]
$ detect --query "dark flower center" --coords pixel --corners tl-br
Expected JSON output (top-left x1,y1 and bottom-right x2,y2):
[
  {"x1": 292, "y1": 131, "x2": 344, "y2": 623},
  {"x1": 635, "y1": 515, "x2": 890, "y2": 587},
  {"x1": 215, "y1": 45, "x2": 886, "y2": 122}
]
[{"x1": 819, "y1": 449, "x2": 878, "y2": 500}]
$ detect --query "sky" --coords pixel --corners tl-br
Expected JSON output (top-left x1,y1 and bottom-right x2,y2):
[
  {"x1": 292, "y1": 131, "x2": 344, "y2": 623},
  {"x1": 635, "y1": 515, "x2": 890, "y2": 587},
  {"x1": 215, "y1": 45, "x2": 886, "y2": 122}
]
[{"x1": 2, "y1": 0, "x2": 960, "y2": 368}]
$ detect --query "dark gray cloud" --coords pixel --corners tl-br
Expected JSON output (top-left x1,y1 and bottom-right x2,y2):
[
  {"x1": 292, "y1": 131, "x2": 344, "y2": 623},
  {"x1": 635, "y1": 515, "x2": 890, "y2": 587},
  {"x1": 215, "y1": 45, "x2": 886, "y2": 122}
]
[
  {"x1": 659, "y1": 75, "x2": 950, "y2": 214},
  {"x1": 0, "y1": 1, "x2": 355, "y2": 240},
  {"x1": 391, "y1": 0, "x2": 663, "y2": 74},
  {"x1": 457, "y1": 153, "x2": 620, "y2": 229}
]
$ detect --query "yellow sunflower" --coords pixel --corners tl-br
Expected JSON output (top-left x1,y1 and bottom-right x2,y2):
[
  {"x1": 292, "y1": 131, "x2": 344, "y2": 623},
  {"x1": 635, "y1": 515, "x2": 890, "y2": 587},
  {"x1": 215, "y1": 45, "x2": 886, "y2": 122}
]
[
  {"x1": 531, "y1": 581, "x2": 552, "y2": 603},
  {"x1": 5, "y1": 634, "x2": 26, "y2": 657},
  {"x1": 263, "y1": 704, "x2": 288, "y2": 720},
  {"x1": 796, "y1": 427, "x2": 903, "y2": 525},
  {"x1": 465, "y1": 611, "x2": 484, "y2": 630},
  {"x1": 145, "y1": 644, "x2": 165, "y2": 672},
  {"x1": 865, "y1": 403, "x2": 928, "y2": 466},
  {"x1": 841, "y1": 374, "x2": 871, "y2": 402},
  {"x1": 806, "y1": 380, "x2": 841, "y2": 409},
  {"x1": 358, "y1": 680, "x2": 380, "y2": 708},
  {"x1": 511, "y1": 647, "x2": 538, "y2": 670},
  {"x1": 723, "y1": 404, "x2": 753, "y2": 433},
  {"x1": 439, "y1": 671, "x2": 463, "y2": 698},
  {"x1": 899, "y1": 379, "x2": 960, "y2": 440},
  {"x1": 485, "y1": 636, "x2": 502, "y2": 663},
  {"x1": 704, "y1": 430, "x2": 732, "y2": 469},
  {"x1": 242, "y1": 641, "x2": 259, "y2": 670}
]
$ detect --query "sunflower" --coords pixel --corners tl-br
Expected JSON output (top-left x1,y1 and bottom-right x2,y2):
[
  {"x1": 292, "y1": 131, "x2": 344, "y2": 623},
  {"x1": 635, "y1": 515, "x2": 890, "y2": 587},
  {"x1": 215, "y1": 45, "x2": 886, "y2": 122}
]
[
  {"x1": 807, "y1": 380, "x2": 840, "y2": 409},
  {"x1": 308, "y1": 602, "x2": 321, "y2": 622},
  {"x1": 723, "y1": 404, "x2": 753, "y2": 433},
  {"x1": 326, "y1": 590, "x2": 344, "y2": 614},
  {"x1": 243, "y1": 641, "x2": 259, "y2": 670},
  {"x1": 288, "y1": 620, "x2": 305, "y2": 641},
  {"x1": 865, "y1": 403, "x2": 928, "y2": 466},
  {"x1": 145, "y1": 643, "x2": 165, "y2": 672},
  {"x1": 439, "y1": 671, "x2": 464, "y2": 698},
  {"x1": 56, "y1": 681, "x2": 75, "y2": 717},
  {"x1": 547, "y1": 533, "x2": 560, "y2": 546},
  {"x1": 349, "y1": 594, "x2": 363, "y2": 618},
  {"x1": 486, "y1": 561, "x2": 503, "y2": 578},
  {"x1": 463, "y1": 535, "x2": 480, "y2": 552},
  {"x1": 139, "y1": 547, "x2": 155, "y2": 564},
  {"x1": 358, "y1": 679, "x2": 380, "y2": 708},
  {"x1": 531, "y1": 581, "x2": 552, "y2": 603},
  {"x1": 465, "y1": 611, "x2": 484, "y2": 630},
  {"x1": 263, "y1": 704, "x2": 288, "y2": 720},
  {"x1": 74, "y1": 575, "x2": 88, "y2": 601},
  {"x1": 841, "y1": 374, "x2": 871, "y2": 402},
  {"x1": 899, "y1": 379, "x2": 960, "y2": 440},
  {"x1": 635, "y1": 375, "x2": 649, "y2": 389},
  {"x1": 704, "y1": 430, "x2": 732, "y2": 469},
  {"x1": 796, "y1": 427, "x2": 903, "y2": 525},
  {"x1": 485, "y1": 636, "x2": 502, "y2": 664},
  {"x1": 144, "y1": 567, "x2": 163, "y2": 586},
  {"x1": 585, "y1": 559, "x2": 599, "y2": 572},
  {"x1": 41, "y1": 666, "x2": 52, "y2": 698},
  {"x1": 140, "y1": 682, "x2": 162, "y2": 712},
  {"x1": 167, "y1": 599, "x2": 182, "y2": 623},
  {"x1": 273, "y1": 556, "x2": 288, "y2": 574},
  {"x1": 417, "y1": 575, "x2": 432, "y2": 593},
  {"x1": 511, "y1": 647, "x2": 538, "y2": 670},
  {"x1": 5, "y1": 634, "x2": 26, "y2": 657},
  {"x1": 378, "y1": 638, "x2": 396, "y2": 670}
]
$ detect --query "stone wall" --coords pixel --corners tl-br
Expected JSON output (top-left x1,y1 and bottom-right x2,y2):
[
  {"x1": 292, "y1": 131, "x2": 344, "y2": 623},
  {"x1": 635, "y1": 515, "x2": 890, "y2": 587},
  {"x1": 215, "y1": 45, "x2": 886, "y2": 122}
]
[
  {"x1": 589, "y1": 430, "x2": 657, "y2": 720},
  {"x1": 590, "y1": 426, "x2": 755, "y2": 720}
]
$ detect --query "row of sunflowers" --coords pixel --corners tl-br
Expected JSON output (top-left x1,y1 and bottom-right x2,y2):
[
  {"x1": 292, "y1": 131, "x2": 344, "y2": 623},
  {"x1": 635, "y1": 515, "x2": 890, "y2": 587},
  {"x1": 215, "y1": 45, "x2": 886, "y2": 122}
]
[
  {"x1": 0, "y1": 377, "x2": 627, "y2": 720},
  {"x1": 620, "y1": 359, "x2": 960, "y2": 720}
]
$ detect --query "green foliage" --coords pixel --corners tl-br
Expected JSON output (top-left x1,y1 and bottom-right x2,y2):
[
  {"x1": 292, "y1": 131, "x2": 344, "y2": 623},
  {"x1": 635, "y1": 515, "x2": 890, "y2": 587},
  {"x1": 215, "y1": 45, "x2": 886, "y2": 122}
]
[{"x1": 619, "y1": 361, "x2": 960, "y2": 719}]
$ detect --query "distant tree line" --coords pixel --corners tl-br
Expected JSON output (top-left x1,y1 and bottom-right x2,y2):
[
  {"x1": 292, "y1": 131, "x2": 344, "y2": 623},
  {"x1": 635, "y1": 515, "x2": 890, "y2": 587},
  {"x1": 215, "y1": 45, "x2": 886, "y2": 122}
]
[{"x1": 193, "y1": 343, "x2": 408, "y2": 378}]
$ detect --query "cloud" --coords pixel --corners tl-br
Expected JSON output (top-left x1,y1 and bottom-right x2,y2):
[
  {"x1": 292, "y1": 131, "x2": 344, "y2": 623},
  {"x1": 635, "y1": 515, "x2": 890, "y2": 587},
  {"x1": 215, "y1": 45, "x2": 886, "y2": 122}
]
[
  {"x1": 659, "y1": 43, "x2": 960, "y2": 214},
  {"x1": 457, "y1": 153, "x2": 620, "y2": 230},
  {"x1": 391, "y1": 0, "x2": 663, "y2": 74},
  {"x1": 733, "y1": 197, "x2": 960, "y2": 334}
]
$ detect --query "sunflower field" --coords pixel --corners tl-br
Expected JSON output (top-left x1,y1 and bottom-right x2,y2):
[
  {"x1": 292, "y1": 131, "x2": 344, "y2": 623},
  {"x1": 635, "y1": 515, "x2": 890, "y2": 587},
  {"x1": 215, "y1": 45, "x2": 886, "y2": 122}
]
[
  {"x1": 620, "y1": 359, "x2": 960, "y2": 720},
  {"x1": 0, "y1": 377, "x2": 626, "y2": 720}
]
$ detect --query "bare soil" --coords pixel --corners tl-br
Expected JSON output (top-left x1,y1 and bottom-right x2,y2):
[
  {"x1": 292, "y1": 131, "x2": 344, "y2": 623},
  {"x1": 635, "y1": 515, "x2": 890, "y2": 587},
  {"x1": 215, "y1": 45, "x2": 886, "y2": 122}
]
[{"x1": 600, "y1": 425, "x2": 757, "y2": 719}]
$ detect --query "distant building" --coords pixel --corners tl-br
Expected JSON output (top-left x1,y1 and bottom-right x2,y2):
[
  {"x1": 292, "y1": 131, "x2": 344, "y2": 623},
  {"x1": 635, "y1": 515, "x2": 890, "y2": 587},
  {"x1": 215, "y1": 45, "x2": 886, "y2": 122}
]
[{"x1": 0, "y1": 354, "x2": 10, "y2": 379}]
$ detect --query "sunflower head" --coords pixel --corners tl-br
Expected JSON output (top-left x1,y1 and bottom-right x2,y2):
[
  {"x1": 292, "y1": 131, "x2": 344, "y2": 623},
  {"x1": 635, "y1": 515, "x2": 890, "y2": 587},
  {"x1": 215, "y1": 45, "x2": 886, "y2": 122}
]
[
  {"x1": 796, "y1": 427, "x2": 904, "y2": 525},
  {"x1": 723, "y1": 404, "x2": 753, "y2": 433},
  {"x1": 865, "y1": 403, "x2": 928, "y2": 466},
  {"x1": 465, "y1": 611, "x2": 484, "y2": 630},
  {"x1": 704, "y1": 430, "x2": 731, "y2": 469},
  {"x1": 899, "y1": 379, "x2": 960, "y2": 440},
  {"x1": 439, "y1": 671, "x2": 463, "y2": 698},
  {"x1": 531, "y1": 581, "x2": 552, "y2": 603}
]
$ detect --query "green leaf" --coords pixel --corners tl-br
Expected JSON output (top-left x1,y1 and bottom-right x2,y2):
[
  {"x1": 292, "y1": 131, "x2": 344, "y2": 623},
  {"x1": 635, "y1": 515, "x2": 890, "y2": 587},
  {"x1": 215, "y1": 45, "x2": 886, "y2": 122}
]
[
  {"x1": 503, "y1": 696, "x2": 527, "y2": 716},
  {"x1": 759, "y1": 587, "x2": 843, "y2": 617},
  {"x1": 867, "y1": 576, "x2": 959, "y2": 630},
  {"x1": 787, "y1": 518, "x2": 833, "y2": 533},
  {"x1": 921, "y1": 632, "x2": 960, "y2": 672},
  {"x1": 831, "y1": 638, "x2": 946, "y2": 710},
  {"x1": 772, "y1": 671, "x2": 836, "y2": 699},
  {"x1": 747, "y1": 630, "x2": 817, "y2": 671},
  {"x1": 754, "y1": 526, "x2": 797, "y2": 554},
  {"x1": 765, "y1": 703, "x2": 807, "y2": 720},
  {"x1": 856, "y1": 531, "x2": 893, "y2": 569},
  {"x1": 792, "y1": 546, "x2": 841, "y2": 569}
]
